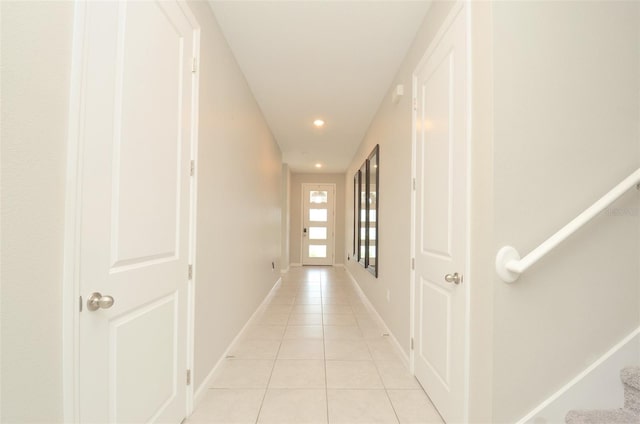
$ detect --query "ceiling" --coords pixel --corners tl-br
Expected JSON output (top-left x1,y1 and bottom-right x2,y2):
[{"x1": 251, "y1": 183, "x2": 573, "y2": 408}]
[{"x1": 208, "y1": 1, "x2": 432, "y2": 173}]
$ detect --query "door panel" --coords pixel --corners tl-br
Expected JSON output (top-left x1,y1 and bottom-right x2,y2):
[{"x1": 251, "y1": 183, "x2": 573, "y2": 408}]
[
  {"x1": 302, "y1": 184, "x2": 335, "y2": 265},
  {"x1": 75, "y1": 1, "x2": 196, "y2": 422},
  {"x1": 112, "y1": 1, "x2": 183, "y2": 267},
  {"x1": 419, "y1": 277, "x2": 452, "y2": 388},
  {"x1": 112, "y1": 294, "x2": 177, "y2": 423},
  {"x1": 413, "y1": 6, "x2": 468, "y2": 424},
  {"x1": 420, "y1": 53, "x2": 453, "y2": 259}
]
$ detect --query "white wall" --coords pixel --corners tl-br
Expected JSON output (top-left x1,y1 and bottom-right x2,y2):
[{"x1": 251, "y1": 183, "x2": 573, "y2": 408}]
[
  {"x1": 281, "y1": 164, "x2": 291, "y2": 271},
  {"x1": 1, "y1": 2, "x2": 74, "y2": 422},
  {"x1": 490, "y1": 2, "x2": 640, "y2": 421},
  {"x1": 187, "y1": 1, "x2": 282, "y2": 390},
  {"x1": 290, "y1": 173, "x2": 345, "y2": 265},
  {"x1": 467, "y1": 2, "x2": 495, "y2": 420},
  {"x1": 344, "y1": 1, "x2": 455, "y2": 358}
]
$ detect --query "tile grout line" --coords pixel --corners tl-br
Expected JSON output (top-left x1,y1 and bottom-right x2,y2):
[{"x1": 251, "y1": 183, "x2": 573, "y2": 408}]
[
  {"x1": 321, "y1": 272, "x2": 330, "y2": 424},
  {"x1": 252, "y1": 282, "x2": 296, "y2": 424},
  {"x1": 358, "y1": 285, "x2": 402, "y2": 424}
]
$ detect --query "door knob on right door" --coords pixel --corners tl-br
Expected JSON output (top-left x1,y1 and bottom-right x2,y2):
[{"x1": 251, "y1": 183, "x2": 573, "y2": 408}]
[
  {"x1": 86, "y1": 292, "x2": 115, "y2": 311},
  {"x1": 444, "y1": 273, "x2": 462, "y2": 285}
]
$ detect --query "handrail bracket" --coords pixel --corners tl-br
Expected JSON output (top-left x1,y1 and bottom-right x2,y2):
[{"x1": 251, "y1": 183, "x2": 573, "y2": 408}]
[{"x1": 496, "y1": 246, "x2": 521, "y2": 283}]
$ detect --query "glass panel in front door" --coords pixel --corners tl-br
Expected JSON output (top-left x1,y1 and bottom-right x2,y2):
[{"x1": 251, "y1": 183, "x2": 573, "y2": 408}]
[
  {"x1": 309, "y1": 245, "x2": 327, "y2": 258},
  {"x1": 310, "y1": 191, "x2": 328, "y2": 204},
  {"x1": 309, "y1": 227, "x2": 327, "y2": 240},
  {"x1": 309, "y1": 209, "x2": 328, "y2": 222}
]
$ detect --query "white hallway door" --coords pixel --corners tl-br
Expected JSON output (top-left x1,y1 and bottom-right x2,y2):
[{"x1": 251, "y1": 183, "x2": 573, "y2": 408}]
[
  {"x1": 412, "y1": 5, "x2": 468, "y2": 424},
  {"x1": 302, "y1": 184, "x2": 335, "y2": 265},
  {"x1": 71, "y1": 1, "x2": 197, "y2": 422}
]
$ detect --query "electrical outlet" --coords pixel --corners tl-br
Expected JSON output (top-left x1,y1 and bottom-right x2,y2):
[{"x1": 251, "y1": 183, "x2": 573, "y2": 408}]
[{"x1": 271, "y1": 261, "x2": 275, "y2": 270}]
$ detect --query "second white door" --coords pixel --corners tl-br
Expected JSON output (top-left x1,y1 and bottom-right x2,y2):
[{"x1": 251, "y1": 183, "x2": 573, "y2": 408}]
[
  {"x1": 302, "y1": 184, "x2": 335, "y2": 265},
  {"x1": 72, "y1": 1, "x2": 197, "y2": 422},
  {"x1": 412, "y1": 5, "x2": 468, "y2": 424}
]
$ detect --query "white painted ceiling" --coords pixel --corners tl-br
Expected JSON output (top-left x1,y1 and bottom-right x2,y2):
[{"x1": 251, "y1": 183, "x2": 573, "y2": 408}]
[{"x1": 208, "y1": 1, "x2": 432, "y2": 173}]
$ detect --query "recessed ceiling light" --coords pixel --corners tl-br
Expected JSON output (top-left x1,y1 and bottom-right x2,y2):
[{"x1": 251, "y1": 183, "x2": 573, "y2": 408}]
[
  {"x1": 313, "y1": 119, "x2": 325, "y2": 128},
  {"x1": 315, "y1": 163, "x2": 322, "y2": 168}
]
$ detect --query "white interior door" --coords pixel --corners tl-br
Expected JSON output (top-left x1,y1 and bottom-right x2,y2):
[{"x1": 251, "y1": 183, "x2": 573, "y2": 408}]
[
  {"x1": 412, "y1": 6, "x2": 468, "y2": 423},
  {"x1": 302, "y1": 184, "x2": 335, "y2": 266},
  {"x1": 74, "y1": 1, "x2": 196, "y2": 422}
]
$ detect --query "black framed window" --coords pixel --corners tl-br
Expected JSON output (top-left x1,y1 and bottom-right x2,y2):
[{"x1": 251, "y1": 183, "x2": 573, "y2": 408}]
[
  {"x1": 353, "y1": 170, "x2": 360, "y2": 258},
  {"x1": 358, "y1": 161, "x2": 367, "y2": 267},
  {"x1": 367, "y1": 146, "x2": 378, "y2": 277},
  {"x1": 354, "y1": 145, "x2": 379, "y2": 277}
]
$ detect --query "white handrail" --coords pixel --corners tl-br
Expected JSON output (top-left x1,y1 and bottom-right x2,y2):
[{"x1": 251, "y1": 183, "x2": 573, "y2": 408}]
[{"x1": 496, "y1": 168, "x2": 640, "y2": 283}]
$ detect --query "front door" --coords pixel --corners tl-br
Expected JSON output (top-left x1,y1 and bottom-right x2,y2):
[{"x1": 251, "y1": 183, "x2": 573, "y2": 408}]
[
  {"x1": 302, "y1": 184, "x2": 335, "y2": 265},
  {"x1": 412, "y1": 5, "x2": 468, "y2": 423},
  {"x1": 73, "y1": 1, "x2": 197, "y2": 422}
]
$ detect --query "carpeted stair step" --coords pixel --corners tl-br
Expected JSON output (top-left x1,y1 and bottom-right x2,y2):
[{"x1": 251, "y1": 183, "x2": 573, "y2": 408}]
[
  {"x1": 565, "y1": 366, "x2": 640, "y2": 423},
  {"x1": 621, "y1": 366, "x2": 640, "y2": 414},
  {"x1": 565, "y1": 408, "x2": 639, "y2": 424}
]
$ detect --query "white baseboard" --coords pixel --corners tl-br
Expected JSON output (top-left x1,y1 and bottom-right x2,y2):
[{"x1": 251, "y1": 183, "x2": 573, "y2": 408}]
[
  {"x1": 517, "y1": 326, "x2": 640, "y2": 424},
  {"x1": 280, "y1": 267, "x2": 289, "y2": 274},
  {"x1": 193, "y1": 276, "x2": 282, "y2": 408},
  {"x1": 343, "y1": 267, "x2": 410, "y2": 369},
  {"x1": 290, "y1": 263, "x2": 302, "y2": 267}
]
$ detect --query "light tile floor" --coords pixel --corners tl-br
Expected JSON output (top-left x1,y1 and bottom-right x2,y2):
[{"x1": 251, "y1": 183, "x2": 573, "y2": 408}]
[{"x1": 187, "y1": 266, "x2": 443, "y2": 424}]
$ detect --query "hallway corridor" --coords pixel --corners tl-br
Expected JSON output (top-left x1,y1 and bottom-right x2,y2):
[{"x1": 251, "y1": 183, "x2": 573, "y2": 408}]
[{"x1": 187, "y1": 267, "x2": 442, "y2": 424}]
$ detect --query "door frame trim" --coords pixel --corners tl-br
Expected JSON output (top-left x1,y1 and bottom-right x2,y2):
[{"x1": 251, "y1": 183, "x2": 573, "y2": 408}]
[
  {"x1": 61, "y1": 2, "x2": 200, "y2": 421},
  {"x1": 300, "y1": 183, "x2": 337, "y2": 266},
  {"x1": 409, "y1": 1, "x2": 471, "y2": 421},
  {"x1": 181, "y1": 2, "x2": 201, "y2": 417},
  {"x1": 62, "y1": 2, "x2": 87, "y2": 420}
]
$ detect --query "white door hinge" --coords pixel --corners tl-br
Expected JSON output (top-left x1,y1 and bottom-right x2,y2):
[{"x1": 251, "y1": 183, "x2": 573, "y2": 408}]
[
  {"x1": 186, "y1": 369, "x2": 191, "y2": 385},
  {"x1": 79, "y1": 296, "x2": 83, "y2": 312},
  {"x1": 188, "y1": 264, "x2": 193, "y2": 280},
  {"x1": 192, "y1": 57, "x2": 198, "y2": 73},
  {"x1": 413, "y1": 97, "x2": 417, "y2": 111},
  {"x1": 412, "y1": 178, "x2": 416, "y2": 191},
  {"x1": 411, "y1": 258, "x2": 415, "y2": 270},
  {"x1": 190, "y1": 160, "x2": 195, "y2": 176},
  {"x1": 411, "y1": 338, "x2": 414, "y2": 350}
]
